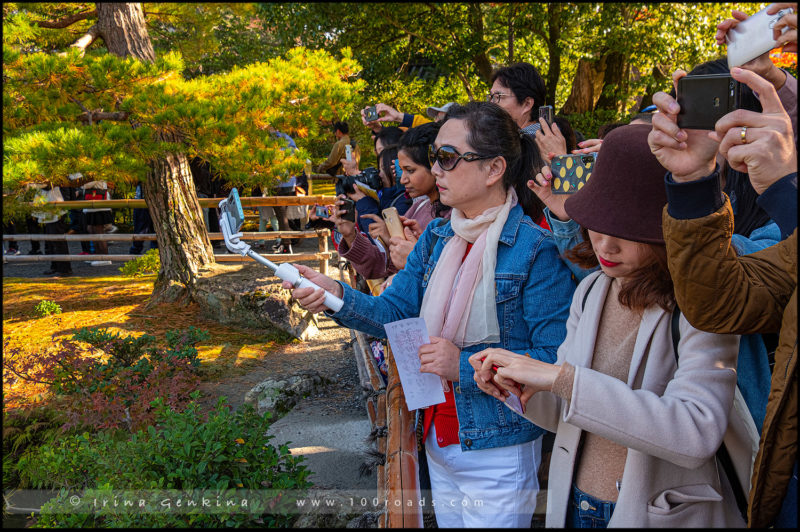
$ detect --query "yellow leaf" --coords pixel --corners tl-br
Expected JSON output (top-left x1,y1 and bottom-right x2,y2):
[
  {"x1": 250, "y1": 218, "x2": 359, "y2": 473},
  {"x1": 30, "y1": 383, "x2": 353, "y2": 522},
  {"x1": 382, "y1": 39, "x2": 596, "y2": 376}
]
[{"x1": 234, "y1": 438, "x2": 245, "y2": 444}]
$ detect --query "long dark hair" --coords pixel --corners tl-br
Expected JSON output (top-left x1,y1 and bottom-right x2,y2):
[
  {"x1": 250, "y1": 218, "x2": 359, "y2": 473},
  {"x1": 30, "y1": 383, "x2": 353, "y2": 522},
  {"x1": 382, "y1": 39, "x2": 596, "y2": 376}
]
[
  {"x1": 676, "y1": 58, "x2": 771, "y2": 236},
  {"x1": 397, "y1": 122, "x2": 450, "y2": 218},
  {"x1": 378, "y1": 144, "x2": 400, "y2": 187},
  {"x1": 443, "y1": 101, "x2": 545, "y2": 223}
]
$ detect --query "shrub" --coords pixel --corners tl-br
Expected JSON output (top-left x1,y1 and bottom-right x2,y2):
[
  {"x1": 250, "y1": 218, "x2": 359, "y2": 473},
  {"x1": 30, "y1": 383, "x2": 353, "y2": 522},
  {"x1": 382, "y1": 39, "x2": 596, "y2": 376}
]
[
  {"x1": 2, "y1": 326, "x2": 209, "y2": 432},
  {"x1": 2, "y1": 404, "x2": 68, "y2": 491},
  {"x1": 561, "y1": 109, "x2": 624, "y2": 140},
  {"x1": 119, "y1": 248, "x2": 160, "y2": 277},
  {"x1": 24, "y1": 396, "x2": 312, "y2": 528},
  {"x1": 33, "y1": 300, "x2": 61, "y2": 317}
]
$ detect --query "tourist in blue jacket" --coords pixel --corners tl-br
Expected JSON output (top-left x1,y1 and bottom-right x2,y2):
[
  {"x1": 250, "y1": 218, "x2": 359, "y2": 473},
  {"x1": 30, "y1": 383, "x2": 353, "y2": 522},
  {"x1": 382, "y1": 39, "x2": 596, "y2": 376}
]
[{"x1": 284, "y1": 102, "x2": 575, "y2": 528}]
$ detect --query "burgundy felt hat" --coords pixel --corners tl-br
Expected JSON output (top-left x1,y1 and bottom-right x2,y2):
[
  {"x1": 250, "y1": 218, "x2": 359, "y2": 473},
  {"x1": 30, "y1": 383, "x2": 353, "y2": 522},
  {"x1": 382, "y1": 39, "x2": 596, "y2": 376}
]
[{"x1": 564, "y1": 123, "x2": 668, "y2": 244}]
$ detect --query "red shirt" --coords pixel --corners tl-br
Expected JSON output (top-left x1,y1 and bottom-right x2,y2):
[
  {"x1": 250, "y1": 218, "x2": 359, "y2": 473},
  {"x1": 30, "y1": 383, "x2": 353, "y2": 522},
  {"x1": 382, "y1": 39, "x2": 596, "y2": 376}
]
[
  {"x1": 537, "y1": 214, "x2": 550, "y2": 231},
  {"x1": 422, "y1": 243, "x2": 473, "y2": 447}
]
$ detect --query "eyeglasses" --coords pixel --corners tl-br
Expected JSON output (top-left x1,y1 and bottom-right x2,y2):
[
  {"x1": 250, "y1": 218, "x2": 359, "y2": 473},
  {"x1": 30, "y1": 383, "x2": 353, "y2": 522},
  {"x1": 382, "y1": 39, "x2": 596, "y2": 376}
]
[
  {"x1": 486, "y1": 91, "x2": 510, "y2": 103},
  {"x1": 428, "y1": 145, "x2": 499, "y2": 171}
]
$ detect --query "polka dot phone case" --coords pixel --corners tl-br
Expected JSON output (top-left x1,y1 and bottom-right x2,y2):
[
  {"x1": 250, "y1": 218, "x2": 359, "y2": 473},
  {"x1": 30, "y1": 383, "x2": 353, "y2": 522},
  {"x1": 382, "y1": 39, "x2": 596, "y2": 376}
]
[{"x1": 550, "y1": 153, "x2": 596, "y2": 195}]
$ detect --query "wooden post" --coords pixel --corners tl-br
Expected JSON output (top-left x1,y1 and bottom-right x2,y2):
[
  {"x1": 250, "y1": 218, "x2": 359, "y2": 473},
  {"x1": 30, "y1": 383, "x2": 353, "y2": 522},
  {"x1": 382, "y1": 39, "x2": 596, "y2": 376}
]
[
  {"x1": 318, "y1": 230, "x2": 329, "y2": 277},
  {"x1": 383, "y1": 345, "x2": 424, "y2": 528}
]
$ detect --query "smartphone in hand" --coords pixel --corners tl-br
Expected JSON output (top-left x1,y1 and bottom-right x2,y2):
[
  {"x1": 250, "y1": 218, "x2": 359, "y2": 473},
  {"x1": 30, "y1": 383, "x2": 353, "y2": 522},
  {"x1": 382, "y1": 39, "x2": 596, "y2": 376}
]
[
  {"x1": 727, "y1": 4, "x2": 795, "y2": 68},
  {"x1": 550, "y1": 154, "x2": 595, "y2": 195},
  {"x1": 365, "y1": 105, "x2": 380, "y2": 122},
  {"x1": 339, "y1": 198, "x2": 356, "y2": 222},
  {"x1": 539, "y1": 105, "x2": 554, "y2": 126},
  {"x1": 677, "y1": 74, "x2": 741, "y2": 130},
  {"x1": 381, "y1": 206, "x2": 405, "y2": 239},
  {"x1": 315, "y1": 205, "x2": 332, "y2": 219}
]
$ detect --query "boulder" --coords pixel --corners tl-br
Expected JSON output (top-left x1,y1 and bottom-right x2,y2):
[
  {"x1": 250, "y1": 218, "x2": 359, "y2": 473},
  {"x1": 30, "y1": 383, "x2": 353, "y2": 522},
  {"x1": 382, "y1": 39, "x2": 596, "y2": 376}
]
[
  {"x1": 243, "y1": 370, "x2": 335, "y2": 417},
  {"x1": 193, "y1": 262, "x2": 319, "y2": 340}
]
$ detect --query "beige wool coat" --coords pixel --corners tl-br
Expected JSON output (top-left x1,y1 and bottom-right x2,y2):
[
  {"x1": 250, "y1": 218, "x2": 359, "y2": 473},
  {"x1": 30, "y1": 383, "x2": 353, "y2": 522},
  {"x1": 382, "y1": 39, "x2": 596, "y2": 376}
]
[{"x1": 524, "y1": 271, "x2": 758, "y2": 528}]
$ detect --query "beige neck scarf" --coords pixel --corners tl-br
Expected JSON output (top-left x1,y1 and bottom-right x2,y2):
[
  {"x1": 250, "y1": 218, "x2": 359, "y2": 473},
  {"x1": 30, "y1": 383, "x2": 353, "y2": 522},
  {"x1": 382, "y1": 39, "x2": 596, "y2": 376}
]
[{"x1": 419, "y1": 187, "x2": 517, "y2": 347}]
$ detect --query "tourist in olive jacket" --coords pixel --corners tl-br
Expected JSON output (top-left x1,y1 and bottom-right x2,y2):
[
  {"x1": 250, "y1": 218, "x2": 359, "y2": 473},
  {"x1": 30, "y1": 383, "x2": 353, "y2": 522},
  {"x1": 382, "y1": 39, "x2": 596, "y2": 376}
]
[{"x1": 650, "y1": 65, "x2": 797, "y2": 528}]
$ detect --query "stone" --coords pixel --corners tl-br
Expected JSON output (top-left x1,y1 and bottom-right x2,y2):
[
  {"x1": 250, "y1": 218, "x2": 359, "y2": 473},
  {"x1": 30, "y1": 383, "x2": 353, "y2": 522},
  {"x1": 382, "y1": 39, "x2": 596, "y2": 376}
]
[
  {"x1": 192, "y1": 262, "x2": 320, "y2": 340},
  {"x1": 291, "y1": 490, "x2": 376, "y2": 528},
  {"x1": 243, "y1": 370, "x2": 335, "y2": 417}
]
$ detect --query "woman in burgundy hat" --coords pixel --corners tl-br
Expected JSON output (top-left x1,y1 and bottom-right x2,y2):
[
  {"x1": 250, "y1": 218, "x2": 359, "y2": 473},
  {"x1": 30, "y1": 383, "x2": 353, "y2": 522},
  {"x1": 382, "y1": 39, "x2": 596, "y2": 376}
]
[{"x1": 468, "y1": 124, "x2": 756, "y2": 528}]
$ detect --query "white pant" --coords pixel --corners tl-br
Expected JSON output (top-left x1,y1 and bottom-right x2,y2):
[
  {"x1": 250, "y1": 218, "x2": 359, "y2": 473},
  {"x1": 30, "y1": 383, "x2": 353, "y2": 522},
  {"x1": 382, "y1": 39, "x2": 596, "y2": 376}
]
[{"x1": 425, "y1": 426, "x2": 541, "y2": 528}]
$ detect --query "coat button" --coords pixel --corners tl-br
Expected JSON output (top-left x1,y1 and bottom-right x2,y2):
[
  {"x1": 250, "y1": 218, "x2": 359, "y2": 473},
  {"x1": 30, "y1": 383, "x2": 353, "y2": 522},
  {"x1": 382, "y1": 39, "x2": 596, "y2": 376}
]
[
  {"x1": 580, "y1": 500, "x2": 590, "y2": 511},
  {"x1": 464, "y1": 439, "x2": 472, "y2": 447},
  {"x1": 455, "y1": 385, "x2": 461, "y2": 394}
]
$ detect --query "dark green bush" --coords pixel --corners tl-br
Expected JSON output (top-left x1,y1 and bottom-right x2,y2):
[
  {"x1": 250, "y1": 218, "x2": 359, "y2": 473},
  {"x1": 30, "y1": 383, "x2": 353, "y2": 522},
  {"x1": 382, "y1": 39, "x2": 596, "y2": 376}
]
[
  {"x1": 562, "y1": 109, "x2": 625, "y2": 140},
  {"x1": 24, "y1": 395, "x2": 312, "y2": 527},
  {"x1": 2, "y1": 405, "x2": 68, "y2": 491}
]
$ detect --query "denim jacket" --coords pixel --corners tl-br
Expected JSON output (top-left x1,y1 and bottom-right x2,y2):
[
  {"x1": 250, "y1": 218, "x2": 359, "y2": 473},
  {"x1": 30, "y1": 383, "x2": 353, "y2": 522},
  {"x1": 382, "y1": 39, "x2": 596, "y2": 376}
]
[
  {"x1": 328, "y1": 203, "x2": 575, "y2": 451},
  {"x1": 542, "y1": 206, "x2": 778, "y2": 433}
]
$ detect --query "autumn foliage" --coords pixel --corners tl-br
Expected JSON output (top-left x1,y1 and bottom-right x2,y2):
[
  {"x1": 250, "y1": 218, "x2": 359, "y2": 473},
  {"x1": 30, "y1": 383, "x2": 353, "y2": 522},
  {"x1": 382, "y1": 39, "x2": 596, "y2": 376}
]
[{"x1": 3, "y1": 327, "x2": 208, "y2": 431}]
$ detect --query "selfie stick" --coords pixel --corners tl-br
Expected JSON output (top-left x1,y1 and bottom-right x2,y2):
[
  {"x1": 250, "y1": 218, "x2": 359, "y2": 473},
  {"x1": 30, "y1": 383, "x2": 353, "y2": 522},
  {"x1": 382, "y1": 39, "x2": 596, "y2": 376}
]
[{"x1": 217, "y1": 196, "x2": 344, "y2": 313}]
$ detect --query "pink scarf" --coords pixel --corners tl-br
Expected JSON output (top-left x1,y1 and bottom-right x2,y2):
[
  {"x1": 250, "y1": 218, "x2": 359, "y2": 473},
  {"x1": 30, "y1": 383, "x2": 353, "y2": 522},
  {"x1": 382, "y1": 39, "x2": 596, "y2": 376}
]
[{"x1": 419, "y1": 188, "x2": 518, "y2": 348}]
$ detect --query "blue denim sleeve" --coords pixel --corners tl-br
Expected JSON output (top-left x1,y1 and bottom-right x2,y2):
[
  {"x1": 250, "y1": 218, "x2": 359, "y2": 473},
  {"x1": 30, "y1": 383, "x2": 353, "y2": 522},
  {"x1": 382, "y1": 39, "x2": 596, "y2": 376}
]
[
  {"x1": 325, "y1": 221, "x2": 436, "y2": 337},
  {"x1": 457, "y1": 231, "x2": 575, "y2": 393},
  {"x1": 731, "y1": 221, "x2": 781, "y2": 256},
  {"x1": 756, "y1": 173, "x2": 797, "y2": 240},
  {"x1": 543, "y1": 207, "x2": 597, "y2": 282}
]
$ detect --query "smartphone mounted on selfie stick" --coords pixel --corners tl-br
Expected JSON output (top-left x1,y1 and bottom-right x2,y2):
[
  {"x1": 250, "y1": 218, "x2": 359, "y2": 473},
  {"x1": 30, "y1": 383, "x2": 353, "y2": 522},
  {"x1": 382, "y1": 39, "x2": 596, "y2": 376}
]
[{"x1": 218, "y1": 188, "x2": 344, "y2": 312}]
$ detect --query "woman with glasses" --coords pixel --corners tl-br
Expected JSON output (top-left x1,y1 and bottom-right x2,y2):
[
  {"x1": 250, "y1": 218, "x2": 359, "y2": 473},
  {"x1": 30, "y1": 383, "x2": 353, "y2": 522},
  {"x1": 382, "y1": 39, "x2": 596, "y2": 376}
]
[
  {"x1": 283, "y1": 101, "x2": 575, "y2": 528},
  {"x1": 490, "y1": 62, "x2": 573, "y2": 171}
]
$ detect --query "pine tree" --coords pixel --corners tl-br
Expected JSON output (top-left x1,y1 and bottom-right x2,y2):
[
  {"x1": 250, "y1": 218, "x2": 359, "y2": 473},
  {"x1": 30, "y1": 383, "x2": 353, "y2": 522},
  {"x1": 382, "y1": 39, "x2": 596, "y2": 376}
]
[{"x1": 3, "y1": 3, "x2": 364, "y2": 304}]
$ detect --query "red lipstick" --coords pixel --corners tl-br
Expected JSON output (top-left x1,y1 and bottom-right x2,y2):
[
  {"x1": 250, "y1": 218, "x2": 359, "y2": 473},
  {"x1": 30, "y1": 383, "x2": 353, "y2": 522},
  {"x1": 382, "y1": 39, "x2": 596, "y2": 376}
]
[{"x1": 598, "y1": 256, "x2": 620, "y2": 268}]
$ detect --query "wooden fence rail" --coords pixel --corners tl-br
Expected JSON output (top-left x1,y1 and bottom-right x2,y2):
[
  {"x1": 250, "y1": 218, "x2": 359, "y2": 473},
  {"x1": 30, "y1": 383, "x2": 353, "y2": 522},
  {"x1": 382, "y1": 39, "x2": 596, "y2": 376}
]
[
  {"x1": 4, "y1": 229, "x2": 334, "y2": 275},
  {"x1": 24, "y1": 195, "x2": 336, "y2": 209}
]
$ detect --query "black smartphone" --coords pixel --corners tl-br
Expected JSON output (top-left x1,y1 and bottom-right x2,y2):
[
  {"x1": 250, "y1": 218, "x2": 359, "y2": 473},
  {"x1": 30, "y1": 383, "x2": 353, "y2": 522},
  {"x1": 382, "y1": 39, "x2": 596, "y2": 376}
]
[
  {"x1": 677, "y1": 74, "x2": 741, "y2": 130},
  {"x1": 365, "y1": 105, "x2": 379, "y2": 122},
  {"x1": 538, "y1": 105, "x2": 554, "y2": 126},
  {"x1": 550, "y1": 154, "x2": 595, "y2": 195},
  {"x1": 339, "y1": 198, "x2": 356, "y2": 222}
]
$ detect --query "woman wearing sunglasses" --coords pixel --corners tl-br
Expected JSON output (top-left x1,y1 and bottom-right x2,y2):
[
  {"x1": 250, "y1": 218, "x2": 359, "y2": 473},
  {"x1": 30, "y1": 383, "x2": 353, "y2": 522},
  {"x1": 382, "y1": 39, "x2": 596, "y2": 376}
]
[{"x1": 283, "y1": 101, "x2": 575, "y2": 527}]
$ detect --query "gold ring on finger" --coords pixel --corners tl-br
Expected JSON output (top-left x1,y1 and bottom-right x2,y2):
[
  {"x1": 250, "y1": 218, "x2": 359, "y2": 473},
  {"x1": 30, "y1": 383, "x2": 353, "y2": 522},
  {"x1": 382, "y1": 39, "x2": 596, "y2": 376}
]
[{"x1": 740, "y1": 126, "x2": 748, "y2": 144}]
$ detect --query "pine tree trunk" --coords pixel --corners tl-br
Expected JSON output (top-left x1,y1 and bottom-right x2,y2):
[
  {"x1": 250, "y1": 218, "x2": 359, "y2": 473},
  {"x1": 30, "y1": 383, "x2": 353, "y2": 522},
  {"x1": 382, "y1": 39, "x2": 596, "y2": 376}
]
[
  {"x1": 96, "y1": 3, "x2": 155, "y2": 62},
  {"x1": 95, "y1": 3, "x2": 214, "y2": 305},
  {"x1": 143, "y1": 152, "x2": 215, "y2": 305},
  {"x1": 560, "y1": 57, "x2": 607, "y2": 115},
  {"x1": 594, "y1": 51, "x2": 629, "y2": 112}
]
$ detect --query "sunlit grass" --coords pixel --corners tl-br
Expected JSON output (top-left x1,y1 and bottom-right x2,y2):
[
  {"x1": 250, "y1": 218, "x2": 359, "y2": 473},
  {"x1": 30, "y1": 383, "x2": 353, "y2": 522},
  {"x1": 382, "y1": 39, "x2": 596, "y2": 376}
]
[{"x1": 2, "y1": 275, "x2": 295, "y2": 407}]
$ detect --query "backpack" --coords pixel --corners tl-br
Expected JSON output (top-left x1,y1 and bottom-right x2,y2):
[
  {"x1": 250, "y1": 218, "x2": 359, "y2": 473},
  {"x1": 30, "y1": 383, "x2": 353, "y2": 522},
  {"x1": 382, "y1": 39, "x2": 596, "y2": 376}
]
[{"x1": 580, "y1": 273, "x2": 756, "y2": 522}]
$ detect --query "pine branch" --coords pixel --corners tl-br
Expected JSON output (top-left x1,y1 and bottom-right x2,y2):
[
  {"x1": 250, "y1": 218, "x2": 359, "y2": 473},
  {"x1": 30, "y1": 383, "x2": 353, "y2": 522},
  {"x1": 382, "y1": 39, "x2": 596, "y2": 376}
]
[
  {"x1": 78, "y1": 110, "x2": 131, "y2": 124},
  {"x1": 58, "y1": 24, "x2": 100, "y2": 57},
  {"x1": 34, "y1": 9, "x2": 97, "y2": 29}
]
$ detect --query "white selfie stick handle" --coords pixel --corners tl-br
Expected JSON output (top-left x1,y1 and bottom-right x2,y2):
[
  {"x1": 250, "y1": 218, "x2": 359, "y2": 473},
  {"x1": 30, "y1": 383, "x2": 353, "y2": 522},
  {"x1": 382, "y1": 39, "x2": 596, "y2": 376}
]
[{"x1": 274, "y1": 263, "x2": 344, "y2": 313}]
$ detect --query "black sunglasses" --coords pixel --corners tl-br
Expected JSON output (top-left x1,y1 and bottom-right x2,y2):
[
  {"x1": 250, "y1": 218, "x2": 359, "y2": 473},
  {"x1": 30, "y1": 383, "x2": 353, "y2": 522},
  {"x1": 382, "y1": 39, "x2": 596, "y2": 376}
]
[{"x1": 428, "y1": 145, "x2": 499, "y2": 171}]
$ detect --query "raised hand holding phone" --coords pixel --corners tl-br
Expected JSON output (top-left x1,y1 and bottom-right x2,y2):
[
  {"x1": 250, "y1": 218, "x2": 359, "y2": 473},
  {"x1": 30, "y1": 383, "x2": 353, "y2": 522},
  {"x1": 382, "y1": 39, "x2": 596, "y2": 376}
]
[
  {"x1": 710, "y1": 67, "x2": 797, "y2": 192},
  {"x1": 648, "y1": 71, "x2": 721, "y2": 182}
]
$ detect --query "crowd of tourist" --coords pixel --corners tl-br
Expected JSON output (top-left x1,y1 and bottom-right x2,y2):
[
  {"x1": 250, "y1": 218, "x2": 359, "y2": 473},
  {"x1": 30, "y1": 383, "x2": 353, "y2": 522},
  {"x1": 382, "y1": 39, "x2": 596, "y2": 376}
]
[{"x1": 287, "y1": 4, "x2": 798, "y2": 529}]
